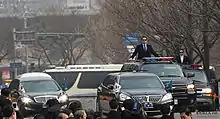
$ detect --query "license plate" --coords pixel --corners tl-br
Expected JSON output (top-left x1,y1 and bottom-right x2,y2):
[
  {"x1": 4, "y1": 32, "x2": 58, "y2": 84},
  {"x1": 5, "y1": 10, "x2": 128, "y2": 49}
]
[
  {"x1": 145, "y1": 103, "x2": 153, "y2": 108},
  {"x1": 174, "y1": 99, "x2": 178, "y2": 105}
]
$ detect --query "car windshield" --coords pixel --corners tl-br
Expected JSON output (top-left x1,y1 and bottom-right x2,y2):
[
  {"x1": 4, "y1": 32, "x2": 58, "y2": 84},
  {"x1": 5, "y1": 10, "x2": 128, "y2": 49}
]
[
  {"x1": 141, "y1": 64, "x2": 184, "y2": 77},
  {"x1": 21, "y1": 80, "x2": 61, "y2": 93},
  {"x1": 183, "y1": 70, "x2": 208, "y2": 83},
  {"x1": 119, "y1": 76, "x2": 163, "y2": 89}
]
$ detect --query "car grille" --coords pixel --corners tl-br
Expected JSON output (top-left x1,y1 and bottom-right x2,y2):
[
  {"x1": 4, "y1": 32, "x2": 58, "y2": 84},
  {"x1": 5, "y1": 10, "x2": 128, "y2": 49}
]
[
  {"x1": 34, "y1": 96, "x2": 58, "y2": 103},
  {"x1": 149, "y1": 95, "x2": 162, "y2": 103},
  {"x1": 132, "y1": 95, "x2": 162, "y2": 103},
  {"x1": 171, "y1": 84, "x2": 187, "y2": 95},
  {"x1": 132, "y1": 95, "x2": 149, "y2": 103}
]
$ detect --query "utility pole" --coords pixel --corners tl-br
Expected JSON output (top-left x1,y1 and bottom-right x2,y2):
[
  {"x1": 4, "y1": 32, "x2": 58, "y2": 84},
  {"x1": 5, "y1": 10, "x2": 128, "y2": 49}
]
[
  {"x1": 13, "y1": 28, "x2": 17, "y2": 78},
  {"x1": 24, "y1": 14, "x2": 29, "y2": 73}
]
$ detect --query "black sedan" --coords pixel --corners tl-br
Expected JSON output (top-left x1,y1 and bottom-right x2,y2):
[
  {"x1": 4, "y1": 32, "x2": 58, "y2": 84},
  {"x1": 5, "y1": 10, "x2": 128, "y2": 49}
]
[{"x1": 97, "y1": 72, "x2": 174, "y2": 117}]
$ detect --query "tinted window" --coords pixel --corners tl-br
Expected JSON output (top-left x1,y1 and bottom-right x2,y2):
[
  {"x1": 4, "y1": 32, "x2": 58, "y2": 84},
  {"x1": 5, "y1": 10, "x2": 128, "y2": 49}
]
[
  {"x1": 77, "y1": 71, "x2": 115, "y2": 89},
  {"x1": 141, "y1": 64, "x2": 184, "y2": 77},
  {"x1": 21, "y1": 80, "x2": 61, "y2": 93},
  {"x1": 103, "y1": 75, "x2": 117, "y2": 87},
  {"x1": 119, "y1": 76, "x2": 163, "y2": 89},
  {"x1": 183, "y1": 70, "x2": 208, "y2": 83},
  {"x1": 46, "y1": 72, "x2": 78, "y2": 90}
]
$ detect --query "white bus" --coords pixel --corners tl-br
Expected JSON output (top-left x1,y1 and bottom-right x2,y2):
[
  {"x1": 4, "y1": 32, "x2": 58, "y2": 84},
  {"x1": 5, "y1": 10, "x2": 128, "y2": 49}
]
[{"x1": 43, "y1": 64, "x2": 123, "y2": 110}]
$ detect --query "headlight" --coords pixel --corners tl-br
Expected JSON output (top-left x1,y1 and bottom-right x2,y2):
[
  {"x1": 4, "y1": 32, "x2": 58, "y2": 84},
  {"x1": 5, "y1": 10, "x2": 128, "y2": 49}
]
[
  {"x1": 119, "y1": 93, "x2": 131, "y2": 101},
  {"x1": 161, "y1": 93, "x2": 172, "y2": 102},
  {"x1": 187, "y1": 84, "x2": 195, "y2": 89},
  {"x1": 202, "y1": 88, "x2": 212, "y2": 93},
  {"x1": 58, "y1": 95, "x2": 68, "y2": 103},
  {"x1": 21, "y1": 97, "x2": 34, "y2": 104}
]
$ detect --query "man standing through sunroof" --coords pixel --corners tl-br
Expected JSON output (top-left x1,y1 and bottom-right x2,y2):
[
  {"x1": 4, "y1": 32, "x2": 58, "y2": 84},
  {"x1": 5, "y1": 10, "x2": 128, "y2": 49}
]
[{"x1": 130, "y1": 36, "x2": 159, "y2": 60}]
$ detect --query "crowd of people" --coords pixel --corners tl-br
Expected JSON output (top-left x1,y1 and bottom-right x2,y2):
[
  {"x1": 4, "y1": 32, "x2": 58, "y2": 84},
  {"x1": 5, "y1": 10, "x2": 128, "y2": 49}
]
[{"x1": 0, "y1": 86, "x2": 192, "y2": 119}]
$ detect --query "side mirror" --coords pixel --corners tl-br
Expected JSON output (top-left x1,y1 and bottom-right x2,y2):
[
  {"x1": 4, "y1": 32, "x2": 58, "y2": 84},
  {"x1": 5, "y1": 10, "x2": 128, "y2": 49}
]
[{"x1": 187, "y1": 72, "x2": 195, "y2": 78}]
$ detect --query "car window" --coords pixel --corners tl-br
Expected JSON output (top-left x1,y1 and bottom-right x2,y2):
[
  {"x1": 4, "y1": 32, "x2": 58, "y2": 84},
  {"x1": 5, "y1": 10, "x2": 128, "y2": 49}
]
[
  {"x1": 21, "y1": 80, "x2": 61, "y2": 93},
  {"x1": 141, "y1": 64, "x2": 184, "y2": 77},
  {"x1": 77, "y1": 71, "x2": 116, "y2": 89},
  {"x1": 183, "y1": 70, "x2": 208, "y2": 83},
  {"x1": 119, "y1": 75, "x2": 163, "y2": 89},
  {"x1": 103, "y1": 75, "x2": 117, "y2": 87},
  {"x1": 46, "y1": 72, "x2": 78, "y2": 90}
]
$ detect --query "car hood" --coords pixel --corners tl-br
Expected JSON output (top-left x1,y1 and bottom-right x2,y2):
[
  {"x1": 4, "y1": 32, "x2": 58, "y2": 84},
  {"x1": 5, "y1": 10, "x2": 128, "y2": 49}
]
[
  {"x1": 25, "y1": 90, "x2": 64, "y2": 97},
  {"x1": 159, "y1": 77, "x2": 191, "y2": 85},
  {"x1": 121, "y1": 88, "x2": 167, "y2": 96},
  {"x1": 193, "y1": 80, "x2": 210, "y2": 88}
]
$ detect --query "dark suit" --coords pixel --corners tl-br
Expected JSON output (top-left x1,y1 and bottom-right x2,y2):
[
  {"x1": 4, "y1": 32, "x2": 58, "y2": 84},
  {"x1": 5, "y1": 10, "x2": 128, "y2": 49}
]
[
  {"x1": 121, "y1": 110, "x2": 141, "y2": 119},
  {"x1": 160, "y1": 115, "x2": 172, "y2": 119},
  {"x1": 107, "y1": 111, "x2": 121, "y2": 119},
  {"x1": 131, "y1": 44, "x2": 159, "y2": 59},
  {"x1": 175, "y1": 55, "x2": 192, "y2": 65}
]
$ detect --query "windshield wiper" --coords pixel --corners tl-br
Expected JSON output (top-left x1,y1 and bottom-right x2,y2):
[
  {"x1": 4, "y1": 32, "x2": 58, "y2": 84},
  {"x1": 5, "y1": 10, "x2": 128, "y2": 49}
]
[{"x1": 159, "y1": 75, "x2": 181, "y2": 77}]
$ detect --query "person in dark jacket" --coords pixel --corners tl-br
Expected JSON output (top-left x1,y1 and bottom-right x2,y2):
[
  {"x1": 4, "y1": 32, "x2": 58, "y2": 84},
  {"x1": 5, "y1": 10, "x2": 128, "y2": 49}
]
[
  {"x1": 180, "y1": 108, "x2": 192, "y2": 119},
  {"x1": 2, "y1": 105, "x2": 17, "y2": 119},
  {"x1": 130, "y1": 36, "x2": 159, "y2": 60},
  {"x1": 160, "y1": 105, "x2": 172, "y2": 119},
  {"x1": 85, "y1": 109, "x2": 95, "y2": 119},
  {"x1": 121, "y1": 99, "x2": 141, "y2": 119},
  {"x1": 44, "y1": 99, "x2": 62, "y2": 119},
  {"x1": 107, "y1": 99, "x2": 121, "y2": 119},
  {"x1": 175, "y1": 49, "x2": 192, "y2": 65},
  {"x1": 68, "y1": 100, "x2": 83, "y2": 115}
]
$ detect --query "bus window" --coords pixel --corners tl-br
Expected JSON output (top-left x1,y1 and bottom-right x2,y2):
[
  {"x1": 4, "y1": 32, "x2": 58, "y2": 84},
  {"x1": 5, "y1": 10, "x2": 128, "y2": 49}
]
[
  {"x1": 77, "y1": 71, "x2": 116, "y2": 89},
  {"x1": 46, "y1": 72, "x2": 78, "y2": 91}
]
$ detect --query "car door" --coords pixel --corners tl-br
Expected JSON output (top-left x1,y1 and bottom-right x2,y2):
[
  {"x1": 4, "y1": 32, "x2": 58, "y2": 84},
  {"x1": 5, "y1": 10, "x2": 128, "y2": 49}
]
[{"x1": 97, "y1": 75, "x2": 117, "y2": 113}]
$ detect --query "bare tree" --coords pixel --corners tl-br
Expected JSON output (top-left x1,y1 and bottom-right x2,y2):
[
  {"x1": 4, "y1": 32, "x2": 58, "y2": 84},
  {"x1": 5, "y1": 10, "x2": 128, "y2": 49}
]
[
  {"x1": 93, "y1": 0, "x2": 220, "y2": 70},
  {"x1": 86, "y1": 9, "x2": 129, "y2": 63},
  {"x1": 0, "y1": 41, "x2": 9, "y2": 62}
]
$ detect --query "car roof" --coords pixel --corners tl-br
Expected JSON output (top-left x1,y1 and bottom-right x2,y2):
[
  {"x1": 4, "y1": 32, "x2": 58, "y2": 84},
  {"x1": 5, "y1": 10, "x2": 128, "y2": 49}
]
[
  {"x1": 123, "y1": 61, "x2": 176, "y2": 65},
  {"x1": 17, "y1": 72, "x2": 53, "y2": 81},
  {"x1": 108, "y1": 72, "x2": 158, "y2": 77},
  {"x1": 44, "y1": 64, "x2": 123, "y2": 72}
]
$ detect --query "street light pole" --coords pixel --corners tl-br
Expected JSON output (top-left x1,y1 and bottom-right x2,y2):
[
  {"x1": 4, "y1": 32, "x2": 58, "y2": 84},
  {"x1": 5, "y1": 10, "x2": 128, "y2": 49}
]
[
  {"x1": 13, "y1": 28, "x2": 18, "y2": 78},
  {"x1": 23, "y1": 3, "x2": 29, "y2": 73}
]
